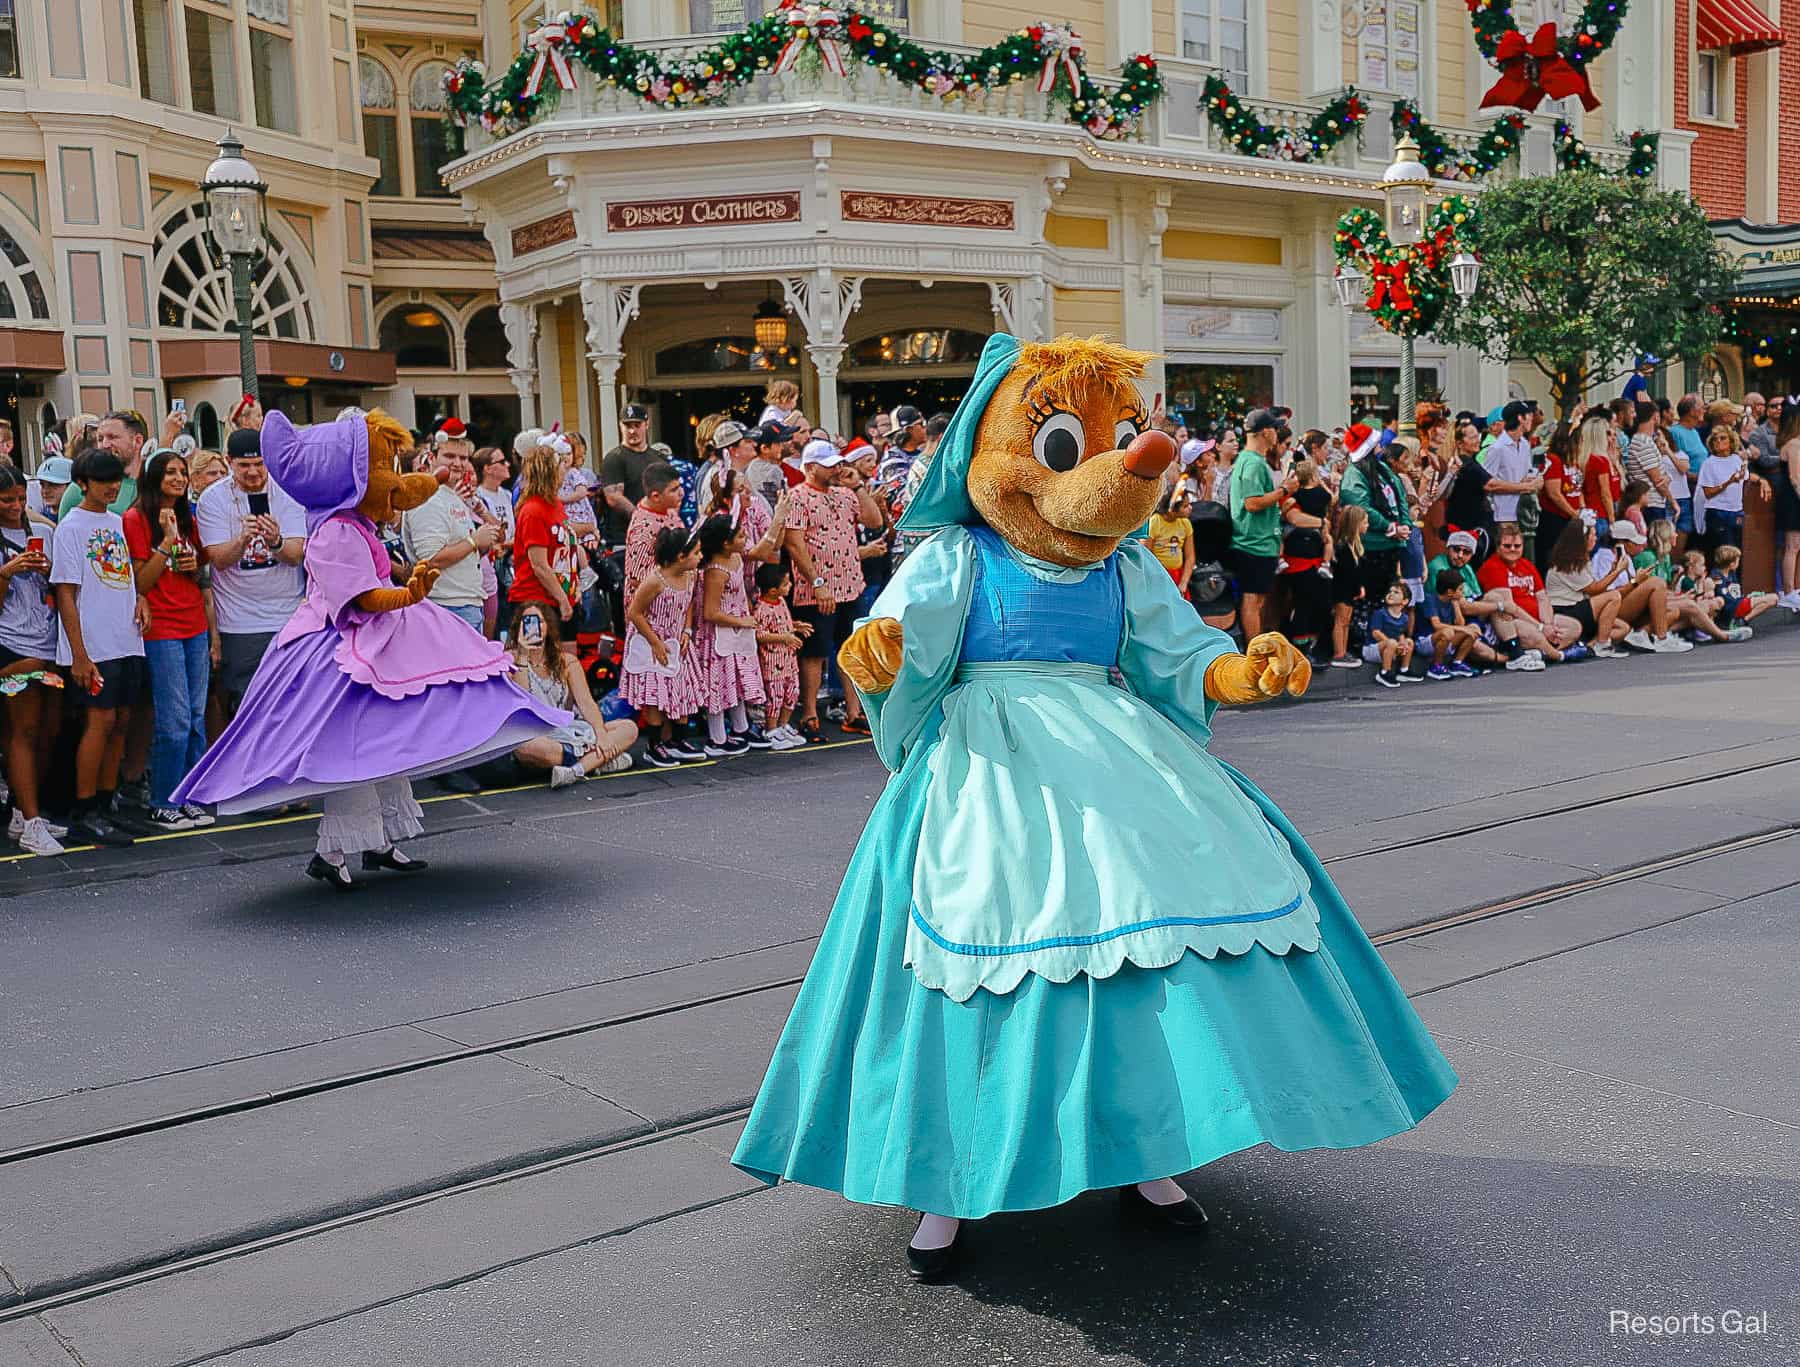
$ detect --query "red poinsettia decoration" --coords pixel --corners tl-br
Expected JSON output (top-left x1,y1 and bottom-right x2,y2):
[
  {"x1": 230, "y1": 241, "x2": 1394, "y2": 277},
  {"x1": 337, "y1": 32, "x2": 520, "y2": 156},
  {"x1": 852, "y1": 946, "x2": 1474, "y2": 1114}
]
[{"x1": 847, "y1": 14, "x2": 873, "y2": 40}]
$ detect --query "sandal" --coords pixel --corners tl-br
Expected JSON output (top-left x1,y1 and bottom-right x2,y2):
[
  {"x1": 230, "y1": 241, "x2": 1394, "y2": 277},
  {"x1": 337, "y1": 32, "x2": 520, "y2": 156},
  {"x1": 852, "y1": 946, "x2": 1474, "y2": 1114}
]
[
  {"x1": 840, "y1": 714, "x2": 871, "y2": 736},
  {"x1": 797, "y1": 716, "x2": 823, "y2": 744}
]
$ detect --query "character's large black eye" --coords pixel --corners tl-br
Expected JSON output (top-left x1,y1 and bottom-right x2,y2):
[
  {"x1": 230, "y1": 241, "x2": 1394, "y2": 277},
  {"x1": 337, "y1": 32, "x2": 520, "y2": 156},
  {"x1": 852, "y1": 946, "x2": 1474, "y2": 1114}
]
[
  {"x1": 1115, "y1": 417, "x2": 1141, "y2": 448},
  {"x1": 1032, "y1": 412, "x2": 1084, "y2": 472}
]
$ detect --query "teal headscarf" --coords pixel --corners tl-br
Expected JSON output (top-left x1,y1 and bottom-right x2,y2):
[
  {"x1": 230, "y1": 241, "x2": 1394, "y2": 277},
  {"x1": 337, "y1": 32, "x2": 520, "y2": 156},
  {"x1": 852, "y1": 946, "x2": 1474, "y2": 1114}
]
[{"x1": 898, "y1": 332, "x2": 1022, "y2": 534}]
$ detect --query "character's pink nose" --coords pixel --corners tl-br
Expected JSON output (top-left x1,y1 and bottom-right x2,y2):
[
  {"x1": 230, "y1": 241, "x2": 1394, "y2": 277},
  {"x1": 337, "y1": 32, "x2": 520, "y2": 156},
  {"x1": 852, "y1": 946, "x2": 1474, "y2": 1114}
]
[{"x1": 1123, "y1": 429, "x2": 1176, "y2": 479}]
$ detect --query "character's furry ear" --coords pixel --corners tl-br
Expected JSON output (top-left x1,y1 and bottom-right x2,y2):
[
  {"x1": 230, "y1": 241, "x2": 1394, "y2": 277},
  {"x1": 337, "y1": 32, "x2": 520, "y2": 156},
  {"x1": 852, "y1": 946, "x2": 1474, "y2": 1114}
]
[{"x1": 364, "y1": 409, "x2": 412, "y2": 465}]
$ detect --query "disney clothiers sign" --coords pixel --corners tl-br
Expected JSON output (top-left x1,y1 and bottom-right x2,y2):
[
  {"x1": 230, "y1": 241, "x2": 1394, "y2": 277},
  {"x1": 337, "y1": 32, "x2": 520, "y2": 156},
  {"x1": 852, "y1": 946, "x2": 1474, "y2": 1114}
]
[{"x1": 606, "y1": 192, "x2": 803, "y2": 231}]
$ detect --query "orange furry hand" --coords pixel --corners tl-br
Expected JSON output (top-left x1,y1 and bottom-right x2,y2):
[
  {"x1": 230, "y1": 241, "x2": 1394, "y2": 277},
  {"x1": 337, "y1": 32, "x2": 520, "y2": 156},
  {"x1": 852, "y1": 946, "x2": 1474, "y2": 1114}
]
[
  {"x1": 352, "y1": 563, "x2": 439, "y2": 615},
  {"x1": 406, "y1": 561, "x2": 441, "y2": 605},
  {"x1": 1204, "y1": 633, "x2": 1312, "y2": 705},
  {"x1": 838, "y1": 617, "x2": 904, "y2": 697}
]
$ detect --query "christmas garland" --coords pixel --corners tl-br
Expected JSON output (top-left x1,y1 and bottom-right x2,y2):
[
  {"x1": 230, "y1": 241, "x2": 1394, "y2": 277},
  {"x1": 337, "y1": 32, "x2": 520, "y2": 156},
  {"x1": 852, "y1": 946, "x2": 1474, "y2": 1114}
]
[
  {"x1": 1553, "y1": 120, "x2": 1659, "y2": 178},
  {"x1": 1200, "y1": 76, "x2": 1367, "y2": 162},
  {"x1": 443, "y1": 4, "x2": 1161, "y2": 140},
  {"x1": 1333, "y1": 195, "x2": 1479, "y2": 338},
  {"x1": 1467, "y1": 0, "x2": 1629, "y2": 112},
  {"x1": 1391, "y1": 99, "x2": 1523, "y2": 182}
]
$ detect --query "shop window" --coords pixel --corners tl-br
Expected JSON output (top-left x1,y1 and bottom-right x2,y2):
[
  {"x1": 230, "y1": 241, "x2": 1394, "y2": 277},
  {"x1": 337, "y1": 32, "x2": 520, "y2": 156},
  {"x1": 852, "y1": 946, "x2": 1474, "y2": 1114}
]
[
  {"x1": 848, "y1": 329, "x2": 986, "y2": 367},
  {"x1": 381, "y1": 306, "x2": 455, "y2": 368},
  {"x1": 1350, "y1": 0, "x2": 1421, "y2": 100},
  {"x1": 360, "y1": 56, "x2": 402, "y2": 197},
  {"x1": 655, "y1": 336, "x2": 795, "y2": 374},
  {"x1": 1181, "y1": 0, "x2": 1250, "y2": 88},
  {"x1": 463, "y1": 306, "x2": 510, "y2": 368},
  {"x1": 0, "y1": 0, "x2": 22, "y2": 80},
  {"x1": 1349, "y1": 365, "x2": 1441, "y2": 425},
  {"x1": 250, "y1": 23, "x2": 299, "y2": 134},
  {"x1": 1165, "y1": 361, "x2": 1275, "y2": 434},
  {"x1": 409, "y1": 62, "x2": 456, "y2": 197},
  {"x1": 1693, "y1": 51, "x2": 1727, "y2": 122},
  {"x1": 185, "y1": 3, "x2": 241, "y2": 119}
]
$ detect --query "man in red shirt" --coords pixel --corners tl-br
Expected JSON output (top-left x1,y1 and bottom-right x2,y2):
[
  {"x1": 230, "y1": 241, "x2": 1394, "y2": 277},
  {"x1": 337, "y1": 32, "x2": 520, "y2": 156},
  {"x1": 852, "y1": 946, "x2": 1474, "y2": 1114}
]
[{"x1": 1476, "y1": 522, "x2": 1581, "y2": 664}]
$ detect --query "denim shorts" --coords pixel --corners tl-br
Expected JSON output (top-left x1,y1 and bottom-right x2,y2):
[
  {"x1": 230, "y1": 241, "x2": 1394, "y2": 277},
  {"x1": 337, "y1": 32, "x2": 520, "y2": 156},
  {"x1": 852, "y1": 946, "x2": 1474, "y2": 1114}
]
[{"x1": 1675, "y1": 497, "x2": 1695, "y2": 534}]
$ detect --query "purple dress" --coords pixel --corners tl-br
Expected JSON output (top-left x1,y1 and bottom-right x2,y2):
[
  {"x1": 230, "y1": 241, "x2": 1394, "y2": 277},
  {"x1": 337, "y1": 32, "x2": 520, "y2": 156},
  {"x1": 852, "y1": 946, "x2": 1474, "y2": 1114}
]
[{"x1": 175, "y1": 512, "x2": 565, "y2": 814}]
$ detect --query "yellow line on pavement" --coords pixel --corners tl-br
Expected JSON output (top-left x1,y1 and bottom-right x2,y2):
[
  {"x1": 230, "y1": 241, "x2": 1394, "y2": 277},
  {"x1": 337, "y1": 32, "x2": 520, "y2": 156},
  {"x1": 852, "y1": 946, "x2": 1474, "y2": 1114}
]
[{"x1": 0, "y1": 738, "x2": 872, "y2": 863}]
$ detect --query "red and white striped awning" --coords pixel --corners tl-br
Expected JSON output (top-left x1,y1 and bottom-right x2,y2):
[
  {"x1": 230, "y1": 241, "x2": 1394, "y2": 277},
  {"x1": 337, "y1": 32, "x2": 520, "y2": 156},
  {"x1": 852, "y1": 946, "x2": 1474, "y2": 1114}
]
[{"x1": 1696, "y1": 0, "x2": 1785, "y2": 56}]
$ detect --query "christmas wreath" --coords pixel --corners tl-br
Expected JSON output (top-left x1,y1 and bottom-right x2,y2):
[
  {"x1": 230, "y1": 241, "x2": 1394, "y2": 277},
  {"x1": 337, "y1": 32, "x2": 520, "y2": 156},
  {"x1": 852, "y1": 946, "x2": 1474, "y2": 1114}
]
[
  {"x1": 1553, "y1": 120, "x2": 1659, "y2": 178},
  {"x1": 1391, "y1": 99, "x2": 1524, "y2": 182},
  {"x1": 1333, "y1": 195, "x2": 1479, "y2": 338},
  {"x1": 1467, "y1": 0, "x2": 1630, "y2": 113},
  {"x1": 1200, "y1": 76, "x2": 1367, "y2": 162},
  {"x1": 443, "y1": 4, "x2": 1162, "y2": 141}
]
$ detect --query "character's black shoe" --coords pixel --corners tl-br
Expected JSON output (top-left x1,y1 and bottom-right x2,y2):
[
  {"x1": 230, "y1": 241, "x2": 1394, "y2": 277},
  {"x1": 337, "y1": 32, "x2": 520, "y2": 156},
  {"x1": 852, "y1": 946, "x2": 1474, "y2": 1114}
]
[
  {"x1": 360, "y1": 848, "x2": 429, "y2": 873},
  {"x1": 906, "y1": 1219, "x2": 960, "y2": 1284},
  {"x1": 1119, "y1": 1182, "x2": 1211, "y2": 1233},
  {"x1": 305, "y1": 855, "x2": 358, "y2": 892}
]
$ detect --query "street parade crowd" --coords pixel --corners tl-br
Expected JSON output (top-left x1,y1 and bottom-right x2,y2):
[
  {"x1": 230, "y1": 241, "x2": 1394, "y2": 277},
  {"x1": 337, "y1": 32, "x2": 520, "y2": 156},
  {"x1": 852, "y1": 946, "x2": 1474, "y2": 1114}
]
[{"x1": 2, "y1": 372, "x2": 1797, "y2": 858}]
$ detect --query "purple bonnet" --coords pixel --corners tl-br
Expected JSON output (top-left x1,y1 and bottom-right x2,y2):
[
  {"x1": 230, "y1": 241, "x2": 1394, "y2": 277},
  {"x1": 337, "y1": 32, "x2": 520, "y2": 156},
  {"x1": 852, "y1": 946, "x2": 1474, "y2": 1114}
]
[{"x1": 260, "y1": 410, "x2": 371, "y2": 534}]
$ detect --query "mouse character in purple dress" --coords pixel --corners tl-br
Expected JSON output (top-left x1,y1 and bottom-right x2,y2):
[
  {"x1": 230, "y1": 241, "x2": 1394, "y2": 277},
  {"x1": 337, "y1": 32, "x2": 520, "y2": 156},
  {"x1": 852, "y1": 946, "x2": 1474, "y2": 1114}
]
[{"x1": 174, "y1": 410, "x2": 567, "y2": 890}]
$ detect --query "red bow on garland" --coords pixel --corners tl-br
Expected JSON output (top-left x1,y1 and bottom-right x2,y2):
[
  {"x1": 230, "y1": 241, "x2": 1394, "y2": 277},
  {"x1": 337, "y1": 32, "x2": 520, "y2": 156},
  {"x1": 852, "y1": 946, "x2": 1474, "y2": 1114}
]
[
  {"x1": 1479, "y1": 23, "x2": 1598, "y2": 113},
  {"x1": 1368, "y1": 261, "x2": 1415, "y2": 312}
]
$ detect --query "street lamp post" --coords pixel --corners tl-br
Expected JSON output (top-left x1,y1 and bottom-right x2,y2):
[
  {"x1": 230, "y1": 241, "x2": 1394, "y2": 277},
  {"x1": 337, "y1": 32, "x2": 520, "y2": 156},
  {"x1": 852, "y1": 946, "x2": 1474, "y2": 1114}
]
[
  {"x1": 200, "y1": 132, "x2": 269, "y2": 404},
  {"x1": 1381, "y1": 133, "x2": 1432, "y2": 440}
]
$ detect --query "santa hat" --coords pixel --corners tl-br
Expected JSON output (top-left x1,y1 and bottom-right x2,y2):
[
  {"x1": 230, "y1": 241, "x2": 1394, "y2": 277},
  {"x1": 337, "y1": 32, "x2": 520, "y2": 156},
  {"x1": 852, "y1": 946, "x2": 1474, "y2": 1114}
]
[
  {"x1": 1344, "y1": 423, "x2": 1381, "y2": 463},
  {"x1": 433, "y1": 416, "x2": 469, "y2": 445},
  {"x1": 228, "y1": 393, "x2": 258, "y2": 424}
]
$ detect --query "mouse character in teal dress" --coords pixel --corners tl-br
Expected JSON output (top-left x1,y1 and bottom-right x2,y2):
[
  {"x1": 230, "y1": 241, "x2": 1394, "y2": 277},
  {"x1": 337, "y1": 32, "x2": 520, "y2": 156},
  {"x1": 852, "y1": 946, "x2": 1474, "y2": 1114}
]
[{"x1": 732, "y1": 334, "x2": 1456, "y2": 1281}]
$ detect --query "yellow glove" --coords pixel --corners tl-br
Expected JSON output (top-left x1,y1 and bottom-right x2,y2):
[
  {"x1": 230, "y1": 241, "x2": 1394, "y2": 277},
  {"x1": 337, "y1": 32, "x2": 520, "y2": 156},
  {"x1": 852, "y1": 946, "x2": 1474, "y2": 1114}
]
[
  {"x1": 1203, "y1": 632, "x2": 1313, "y2": 705},
  {"x1": 838, "y1": 617, "x2": 904, "y2": 697}
]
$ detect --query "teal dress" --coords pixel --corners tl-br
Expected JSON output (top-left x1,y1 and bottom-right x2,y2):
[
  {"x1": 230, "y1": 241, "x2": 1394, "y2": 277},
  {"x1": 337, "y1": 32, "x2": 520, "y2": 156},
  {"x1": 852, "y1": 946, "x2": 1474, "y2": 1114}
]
[{"x1": 731, "y1": 524, "x2": 1457, "y2": 1219}]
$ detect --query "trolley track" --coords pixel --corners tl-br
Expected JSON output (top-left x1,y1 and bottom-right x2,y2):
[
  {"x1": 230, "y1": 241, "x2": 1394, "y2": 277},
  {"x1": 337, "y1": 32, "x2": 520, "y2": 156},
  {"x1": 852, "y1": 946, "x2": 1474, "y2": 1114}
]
[{"x1": 1, "y1": 756, "x2": 1793, "y2": 1327}]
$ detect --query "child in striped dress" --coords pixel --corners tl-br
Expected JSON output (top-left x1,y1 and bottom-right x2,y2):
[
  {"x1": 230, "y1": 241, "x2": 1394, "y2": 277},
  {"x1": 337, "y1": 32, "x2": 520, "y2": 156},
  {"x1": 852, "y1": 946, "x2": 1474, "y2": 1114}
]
[
  {"x1": 687, "y1": 514, "x2": 767, "y2": 758},
  {"x1": 752, "y1": 560, "x2": 808, "y2": 750},
  {"x1": 622, "y1": 526, "x2": 704, "y2": 768}
]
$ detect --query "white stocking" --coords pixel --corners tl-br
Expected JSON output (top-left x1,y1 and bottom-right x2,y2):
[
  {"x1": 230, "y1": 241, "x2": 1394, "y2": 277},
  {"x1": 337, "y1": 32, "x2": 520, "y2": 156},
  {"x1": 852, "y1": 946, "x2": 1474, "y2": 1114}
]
[
  {"x1": 1137, "y1": 1178, "x2": 1188, "y2": 1206},
  {"x1": 910, "y1": 1214, "x2": 960, "y2": 1250},
  {"x1": 727, "y1": 702, "x2": 748, "y2": 733}
]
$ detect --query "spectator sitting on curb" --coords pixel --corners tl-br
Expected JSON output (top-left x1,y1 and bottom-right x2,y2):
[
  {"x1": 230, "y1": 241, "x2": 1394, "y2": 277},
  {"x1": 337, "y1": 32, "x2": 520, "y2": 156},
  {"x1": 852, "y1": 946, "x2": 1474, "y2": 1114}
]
[{"x1": 1476, "y1": 523, "x2": 1576, "y2": 664}]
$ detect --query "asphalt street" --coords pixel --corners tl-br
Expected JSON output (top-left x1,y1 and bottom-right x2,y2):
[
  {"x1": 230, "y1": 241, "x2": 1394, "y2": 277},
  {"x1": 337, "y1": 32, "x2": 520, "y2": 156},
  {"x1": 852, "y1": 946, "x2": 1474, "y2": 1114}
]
[{"x1": 1, "y1": 631, "x2": 1796, "y2": 1366}]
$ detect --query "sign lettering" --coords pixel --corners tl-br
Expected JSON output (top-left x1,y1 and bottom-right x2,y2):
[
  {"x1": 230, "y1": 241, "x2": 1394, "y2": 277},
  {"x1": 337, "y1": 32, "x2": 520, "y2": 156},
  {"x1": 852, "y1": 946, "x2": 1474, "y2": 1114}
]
[{"x1": 605, "y1": 192, "x2": 803, "y2": 232}]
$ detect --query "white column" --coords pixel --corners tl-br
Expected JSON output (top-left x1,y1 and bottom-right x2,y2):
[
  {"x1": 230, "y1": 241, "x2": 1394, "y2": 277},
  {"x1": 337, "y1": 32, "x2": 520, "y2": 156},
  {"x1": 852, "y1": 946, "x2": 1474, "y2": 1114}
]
[
  {"x1": 810, "y1": 344, "x2": 847, "y2": 435},
  {"x1": 581, "y1": 279, "x2": 641, "y2": 452},
  {"x1": 1120, "y1": 188, "x2": 1169, "y2": 399},
  {"x1": 1290, "y1": 211, "x2": 1351, "y2": 427},
  {"x1": 1105, "y1": 0, "x2": 1153, "y2": 67},
  {"x1": 500, "y1": 301, "x2": 540, "y2": 428},
  {"x1": 781, "y1": 270, "x2": 863, "y2": 436}
]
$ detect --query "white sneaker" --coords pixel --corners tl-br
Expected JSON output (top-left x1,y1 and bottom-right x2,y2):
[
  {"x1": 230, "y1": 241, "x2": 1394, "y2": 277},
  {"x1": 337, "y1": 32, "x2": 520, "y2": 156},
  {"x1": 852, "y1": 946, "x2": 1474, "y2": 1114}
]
[
  {"x1": 1650, "y1": 634, "x2": 1694, "y2": 653},
  {"x1": 17, "y1": 816, "x2": 66, "y2": 856},
  {"x1": 181, "y1": 803, "x2": 216, "y2": 828},
  {"x1": 1623, "y1": 629, "x2": 1656, "y2": 652},
  {"x1": 1726, "y1": 625, "x2": 1754, "y2": 642},
  {"x1": 1506, "y1": 650, "x2": 1546, "y2": 672},
  {"x1": 550, "y1": 764, "x2": 584, "y2": 789},
  {"x1": 8, "y1": 809, "x2": 69, "y2": 841},
  {"x1": 597, "y1": 751, "x2": 633, "y2": 773},
  {"x1": 1778, "y1": 591, "x2": 1800, "y2": 610},
  {"x1": 1590, "y1": 641, "x2": 1624, "y2": 658},
  {"x1": 772, "y1": 728, "x2": 807, "y2": 751}
]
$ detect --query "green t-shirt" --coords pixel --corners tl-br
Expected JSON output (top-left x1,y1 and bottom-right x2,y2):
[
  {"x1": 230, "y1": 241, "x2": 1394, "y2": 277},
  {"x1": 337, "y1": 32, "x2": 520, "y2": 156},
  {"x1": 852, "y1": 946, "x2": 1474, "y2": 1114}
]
[
  {"x1": 1426, "y1": 552, "x2": 1481, "y2": 599},
  {"x1": 1633, "y1": 550, "x2": 1672, "y2": 580},
  {"x1": 59, "y1": 476, "x2": 137, "y2": 518},
  {"x1": 1229, "y1": 453, "x2": 1280, "y2": 557}
]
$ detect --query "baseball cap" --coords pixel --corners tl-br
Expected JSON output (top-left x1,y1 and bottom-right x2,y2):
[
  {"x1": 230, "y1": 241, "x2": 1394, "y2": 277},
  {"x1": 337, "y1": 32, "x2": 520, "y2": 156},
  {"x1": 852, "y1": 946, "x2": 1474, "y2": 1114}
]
[
  {"x1": 801, "y1": 439, "x2": 848, "y2": 467},
  {"x1": 1445, "y1": 529, "x2": 1479, "y2": 552},
  {"x1": 36, "y1": 455, "x2": 73, "y2": 484},
  {"x1": 1178, "y1": 437, "x2": 1216, "y2": 463},
  {"x1": 1243, "y1": 408, "x2": 1283, "y2": 435},
  {"x1": 711, "y1": 420, "x2": 747, "y2": 449},
  {"x1": 1611, "y1": 519, "x2": 1646, "y2": 544},
  {"x1": 754, "y1": 420, "x2": 795, "y2": 445},
  {"x1": 226, "y1": 427, "x2": 261, "y2": 459},
  {"x1": 1501, "y1": 400, "x2": 1529, "y2": 427},
  {"x1": 621, "y1": 403, "x2": 649, "y2": 424},
  {"x1": 890, "y1": 404, "x2": 923, "y2": 430}
]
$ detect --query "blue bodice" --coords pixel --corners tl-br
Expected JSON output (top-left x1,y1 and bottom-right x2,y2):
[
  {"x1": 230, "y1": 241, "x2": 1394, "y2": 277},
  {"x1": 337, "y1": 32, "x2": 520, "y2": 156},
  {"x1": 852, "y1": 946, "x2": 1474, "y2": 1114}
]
[{"x1": 957, "y1": 525, "x2": 1123, "y2": 668}]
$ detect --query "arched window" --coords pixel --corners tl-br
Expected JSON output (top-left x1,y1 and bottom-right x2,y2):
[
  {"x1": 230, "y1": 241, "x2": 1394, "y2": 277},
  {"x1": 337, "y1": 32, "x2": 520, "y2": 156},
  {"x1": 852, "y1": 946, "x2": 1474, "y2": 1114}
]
[
  {"x1": 359, "y1": 56, "x2": 401, "y2": 197},
  {"x1": 409, "y1": 61, "x2": 456, "y2": 198},
  {"x1": 0, "y1": 220, "x2": 50, "y2": 322},
  {"x1": 380, "y1": 305, "x2": 454, "y2": 367},
  {"x1": 463, "y1": 305, "x2": 509, "y2": 368},
  {"x1": 153, "y1": 200, "x2": 315, "y2": 340},
  {"x1": 192, "y1": 401, "x2": 222, "y2": 451}
]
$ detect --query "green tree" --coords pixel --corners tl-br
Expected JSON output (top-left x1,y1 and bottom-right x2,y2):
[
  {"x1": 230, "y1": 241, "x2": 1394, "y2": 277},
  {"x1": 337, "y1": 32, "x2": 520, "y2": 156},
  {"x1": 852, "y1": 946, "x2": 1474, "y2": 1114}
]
[{"x1": 1435, "y1": 173, "x2": 1739, "y2": 416}]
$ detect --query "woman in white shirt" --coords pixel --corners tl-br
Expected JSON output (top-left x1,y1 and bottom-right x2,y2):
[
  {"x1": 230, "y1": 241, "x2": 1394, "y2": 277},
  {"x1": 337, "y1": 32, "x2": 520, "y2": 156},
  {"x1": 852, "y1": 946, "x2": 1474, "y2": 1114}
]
[{"x1": 1696, "y1": 426, "x2": 1749, "y2": 549}]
